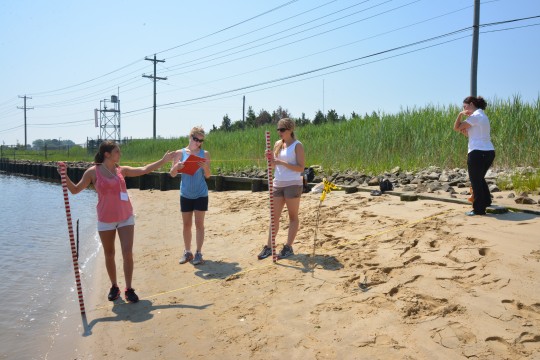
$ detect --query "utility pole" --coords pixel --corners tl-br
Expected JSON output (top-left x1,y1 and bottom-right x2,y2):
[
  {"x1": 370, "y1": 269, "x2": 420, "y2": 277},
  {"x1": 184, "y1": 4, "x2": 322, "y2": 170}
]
[
  {"x1": 17, "y1": 95, "x2": 33, "y2": 148},
  {"x1": 242, "y1": 96, "x2": 245, "y2": 123},
  {"x1": 142, "y1": 54, "x2": 167, "y2": 139},
  {"x1": 322, "y1": 79, "x2": 325, "y2": 115},
  {"x1": 470, "y1": 0, "x2": 480, "y2": 96}
]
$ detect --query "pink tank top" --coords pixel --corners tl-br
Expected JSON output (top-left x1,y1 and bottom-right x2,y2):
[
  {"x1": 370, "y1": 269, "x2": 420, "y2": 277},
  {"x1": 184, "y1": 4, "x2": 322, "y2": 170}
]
[{"x1": 94, "y1": 165, "x2": 133, "y2": 223}]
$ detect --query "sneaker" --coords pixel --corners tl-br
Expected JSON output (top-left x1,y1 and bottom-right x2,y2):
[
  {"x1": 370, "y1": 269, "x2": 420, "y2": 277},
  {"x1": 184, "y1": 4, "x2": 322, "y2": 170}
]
[
  {"x1": 125, "y1": 288, "x2": 139, "y2": 303},
  {"x1": 257, "y1": 245, "x2": 272, "y2": 260},
  {"x1": 179, "y1": 250, "x2": 194, "y2": 264},
  {"x1": 465, "y1": 210, "x2": 486, "y2": 216},
  {"x1": 278, "y1": 245, "x2": 294, "y2": 259},
  {"x1": 107, "y1": 285, "x2": 120, "y2": 301},
  {"x1": 192, "y1": 251, "x2": 204, "y2": 265}
]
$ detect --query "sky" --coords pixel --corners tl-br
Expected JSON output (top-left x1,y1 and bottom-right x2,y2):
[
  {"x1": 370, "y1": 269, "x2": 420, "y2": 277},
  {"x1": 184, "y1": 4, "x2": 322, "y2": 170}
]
[{"x1": 1, "y1": 0, "x2": 539, "y2": 147}]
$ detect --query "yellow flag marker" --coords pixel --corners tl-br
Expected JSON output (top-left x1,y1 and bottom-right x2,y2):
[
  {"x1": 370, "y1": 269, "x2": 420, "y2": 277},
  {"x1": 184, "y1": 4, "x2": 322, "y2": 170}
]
[{"x1": 311, "y1": 178, "x2": 340, "y2": 270}]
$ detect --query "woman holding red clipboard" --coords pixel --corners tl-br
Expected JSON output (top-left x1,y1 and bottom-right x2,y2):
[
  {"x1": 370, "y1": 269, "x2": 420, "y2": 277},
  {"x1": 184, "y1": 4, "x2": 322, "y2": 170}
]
[{"x1": 169, "y1": 126, "x2": 211, "y2": 265}]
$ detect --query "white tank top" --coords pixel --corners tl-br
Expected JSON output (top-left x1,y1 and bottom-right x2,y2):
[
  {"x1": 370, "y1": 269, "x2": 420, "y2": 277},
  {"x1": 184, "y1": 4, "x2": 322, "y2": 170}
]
[{"x1": 274, "y1": 140, "x2": 303, "y2": 187}]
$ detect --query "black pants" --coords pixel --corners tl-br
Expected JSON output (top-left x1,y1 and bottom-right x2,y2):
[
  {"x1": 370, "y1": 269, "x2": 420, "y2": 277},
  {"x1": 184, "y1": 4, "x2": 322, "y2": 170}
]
[{"x1": 467, "y1": 150, "x2": 495, "y2": 214}]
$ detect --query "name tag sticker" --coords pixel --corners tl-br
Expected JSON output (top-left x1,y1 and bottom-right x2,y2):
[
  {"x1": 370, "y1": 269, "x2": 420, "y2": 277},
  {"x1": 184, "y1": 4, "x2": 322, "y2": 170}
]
[{"x1": 120, "y1": 192, "x2": 129, "y2": 201}]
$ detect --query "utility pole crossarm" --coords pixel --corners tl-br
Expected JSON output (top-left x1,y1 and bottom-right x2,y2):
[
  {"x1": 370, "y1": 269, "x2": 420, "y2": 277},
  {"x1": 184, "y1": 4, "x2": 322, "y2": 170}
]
[
  {"x1": 144, "y1": 56, "x2": 166, "y2": 64},
  {"x1": 142, "y1": 74, "x2": 167, "y2": 81}
]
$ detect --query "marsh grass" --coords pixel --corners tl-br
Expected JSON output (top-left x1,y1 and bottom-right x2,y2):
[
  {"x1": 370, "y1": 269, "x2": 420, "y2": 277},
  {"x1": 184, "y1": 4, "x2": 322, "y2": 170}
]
[
  {"x1": 6, "y1": 96, "x2": 539, "y2": 188},
  {"x1": 497, "y1": 169, "x2": 540, "y2": 193}
]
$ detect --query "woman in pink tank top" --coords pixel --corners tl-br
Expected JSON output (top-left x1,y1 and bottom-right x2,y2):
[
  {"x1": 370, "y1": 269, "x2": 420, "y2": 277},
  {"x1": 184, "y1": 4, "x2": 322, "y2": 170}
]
[{"x1": 61, "y1": 141, "x2": 174, "y2": 303}]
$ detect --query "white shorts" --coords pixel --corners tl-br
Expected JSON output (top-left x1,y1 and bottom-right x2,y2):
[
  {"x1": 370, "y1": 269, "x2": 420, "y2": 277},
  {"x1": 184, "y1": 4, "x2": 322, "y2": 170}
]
[{"x1": 97, "y1": 215, "x2": 135, "y2": 232}]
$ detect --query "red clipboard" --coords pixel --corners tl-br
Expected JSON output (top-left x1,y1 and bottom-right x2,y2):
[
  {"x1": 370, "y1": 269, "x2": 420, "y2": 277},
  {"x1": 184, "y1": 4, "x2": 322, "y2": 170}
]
[{"x1": 177, "y1": 154, "x2": 206, "y2": 175}]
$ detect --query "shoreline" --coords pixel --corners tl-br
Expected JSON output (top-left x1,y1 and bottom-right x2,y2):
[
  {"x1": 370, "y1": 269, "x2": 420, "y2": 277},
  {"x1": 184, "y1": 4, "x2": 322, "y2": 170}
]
[
  {"x1": 2, "y1": 161, "x2": 539, "y2": 199},
  {"x1": 42, "y1": 231, "x2": 104, "y2": 359},
  {"x1": 71, "y1": 188, "x2": 540, "y2": 359}
]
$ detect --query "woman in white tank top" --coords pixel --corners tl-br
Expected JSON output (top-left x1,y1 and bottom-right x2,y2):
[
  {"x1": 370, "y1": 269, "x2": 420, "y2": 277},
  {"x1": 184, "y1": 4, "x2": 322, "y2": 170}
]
[{"x1": 257, "y1": 118, "x2": 305, "y2": 260}]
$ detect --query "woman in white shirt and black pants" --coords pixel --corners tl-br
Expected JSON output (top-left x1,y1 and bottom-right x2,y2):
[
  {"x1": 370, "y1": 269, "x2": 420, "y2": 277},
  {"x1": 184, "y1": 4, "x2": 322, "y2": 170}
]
[{"x1": 453, "y1": 96, "x2": 496, "y2": 216}]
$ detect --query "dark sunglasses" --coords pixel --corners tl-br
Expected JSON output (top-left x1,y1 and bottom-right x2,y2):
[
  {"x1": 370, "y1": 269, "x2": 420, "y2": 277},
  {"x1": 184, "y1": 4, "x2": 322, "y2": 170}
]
[
  {"x1": 192, "y1": 136, "x2": 204, "y2": 143},
  {"x1": 276, "y1": 128, "x2": 288, "y2": 132}
]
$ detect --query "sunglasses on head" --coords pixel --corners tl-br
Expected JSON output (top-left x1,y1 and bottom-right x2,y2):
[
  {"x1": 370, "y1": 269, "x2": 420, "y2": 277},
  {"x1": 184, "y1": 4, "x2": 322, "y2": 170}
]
[
  {"x1": 192, "y1": 136, "x2": 204, "y2": 143},
  {"x1": 276, "y1": 128, "x2": 287, "y2": 132}
]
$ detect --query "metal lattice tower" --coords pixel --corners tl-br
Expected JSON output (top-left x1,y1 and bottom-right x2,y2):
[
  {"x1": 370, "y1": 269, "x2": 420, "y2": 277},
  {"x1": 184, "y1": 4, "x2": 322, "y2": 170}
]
[{"x1": 97, "y1": 95, "x2": 121, "y2": 141}]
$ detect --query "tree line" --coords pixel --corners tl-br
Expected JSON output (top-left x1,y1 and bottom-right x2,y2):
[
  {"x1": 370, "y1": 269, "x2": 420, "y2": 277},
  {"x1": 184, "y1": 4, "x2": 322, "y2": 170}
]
[
  {"x1": 211, "y1": 105, "x2": 365, "y2": 132},
  {"x1": 31, "y1": 138, "x2": 76, "y2": 150}
]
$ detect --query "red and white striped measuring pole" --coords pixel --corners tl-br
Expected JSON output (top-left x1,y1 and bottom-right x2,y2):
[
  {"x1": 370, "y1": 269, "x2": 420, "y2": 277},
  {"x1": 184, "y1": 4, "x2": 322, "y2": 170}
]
[
  {"x1": 58, "y1": 162, "x2": 86, "y2": 315},
  {"x1": 265, "y1": 131, "x2": 277, "y2": 262}
]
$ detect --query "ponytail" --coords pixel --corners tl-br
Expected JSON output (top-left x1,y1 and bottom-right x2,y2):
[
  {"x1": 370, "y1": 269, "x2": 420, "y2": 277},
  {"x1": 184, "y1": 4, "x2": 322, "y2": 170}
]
[{"x1": 94, "y1": 140, "x2": 117, "y2": 164}]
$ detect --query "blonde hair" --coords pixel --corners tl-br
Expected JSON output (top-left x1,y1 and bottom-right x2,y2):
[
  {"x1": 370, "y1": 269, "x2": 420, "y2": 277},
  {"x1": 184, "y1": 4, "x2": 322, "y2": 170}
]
[
  {"x1": 190, "y1": 126, "x2": 205, "y2": 138},
  {"x1": 273, "y1": 118, "x2": 296, "y2": 157}
]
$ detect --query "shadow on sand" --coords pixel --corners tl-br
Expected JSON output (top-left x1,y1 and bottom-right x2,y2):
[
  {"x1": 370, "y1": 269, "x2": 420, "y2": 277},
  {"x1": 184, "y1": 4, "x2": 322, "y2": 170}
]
[
  {"x1": 490, "y1": 211, "x2": 538, "y2": 222},
  {"x1": 81, "y1": 299, "x2": 211, "y2": 336},
  {"x1": 273, "y1": 253, "x2": 343, "y2": 274},
  {"x1": 191, "y1": 260, "x2": 242, "y2": 280}
]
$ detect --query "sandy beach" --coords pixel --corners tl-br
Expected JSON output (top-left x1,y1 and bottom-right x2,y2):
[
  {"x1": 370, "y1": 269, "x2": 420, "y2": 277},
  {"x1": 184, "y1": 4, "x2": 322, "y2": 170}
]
[{"x1": 70, "y1": 186, "x2": 540, "y2": 359}]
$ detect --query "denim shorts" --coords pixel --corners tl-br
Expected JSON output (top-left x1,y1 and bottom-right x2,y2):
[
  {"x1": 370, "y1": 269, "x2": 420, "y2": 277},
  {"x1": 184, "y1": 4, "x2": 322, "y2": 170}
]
[{"x1": 97, "y1": 215, "x2": 135, "y2": 231}]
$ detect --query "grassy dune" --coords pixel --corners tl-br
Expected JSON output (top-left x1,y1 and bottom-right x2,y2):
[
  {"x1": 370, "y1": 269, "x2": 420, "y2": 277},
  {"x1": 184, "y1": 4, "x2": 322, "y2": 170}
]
[{"x1": 4, "y1": 96, "x2": 539, "y2": 187}]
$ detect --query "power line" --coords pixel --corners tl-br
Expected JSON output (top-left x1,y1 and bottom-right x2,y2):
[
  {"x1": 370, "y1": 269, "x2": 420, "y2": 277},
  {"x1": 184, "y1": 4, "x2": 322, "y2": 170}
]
[
  {"x1": 164, "y1": 0, "x2": 366, "y2": 62},
  {"x1": 155, "y1": 0, "x2": 300, "y2": 55},
  {"x1": 10, "y1": 1, "x2": 301, "y2": 100},
  {"x1": 0, "y1": 97, "x2": 19, "y2": 108},
  {"x1": 163, "y1": 0, "x2": 402, "y2": 73},
  {"x1": 162, "y1": 3, "x2": 473, "y2": 90},
  {"x1": 29, "y1": 119, "x2": 93, "y2": 126},
  {"x1": 10, "y1": 1, "x2": 395, "y2": 110},
  {"x1": 27, "y1": 59, "x2": 143, "y2": 97},
  {"x1": 0, "y1": 15, "x2": 540, "y2": 133},
  {"x1": 124, "y1": 15, "x2": 539, "y2": 115},
  {"x1": 1, "y1": 0, "x2": 408, "y2": 109},
  {"x1": 146, "y1": 27, "x2": 474, "y2": 109},
  {"x1": 0, "y1": 124, "x2": 24, "y2": 134},
  {"x1": 3, "y1": 0, "x2": 374, "y2": 103},
  {"x1": 31, "y1": 11, "x2": 539, "y2": 113},
  {"x1": 131, "y1": 35, "x2": 472, "y2": 115},
  {"x1": 15, "y1": 17, "x2": 533, "y2": 130}
]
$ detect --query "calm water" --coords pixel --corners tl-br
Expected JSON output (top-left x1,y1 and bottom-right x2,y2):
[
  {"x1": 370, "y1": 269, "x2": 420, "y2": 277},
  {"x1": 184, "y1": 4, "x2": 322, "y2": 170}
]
[{"x1": 0, "y1": 173, "x2": 100, "y2": 359}]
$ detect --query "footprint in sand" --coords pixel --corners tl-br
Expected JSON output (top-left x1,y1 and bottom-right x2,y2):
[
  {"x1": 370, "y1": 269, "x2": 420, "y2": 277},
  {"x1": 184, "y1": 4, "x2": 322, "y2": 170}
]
[
  {"x1": 525, "y1": 249, "x2": 540, "y2": 262},
  {"x1": 501, "y1": 299, "x2": 540, "y2": 316},
  {"x1": 400, "y1": 293, "x2": 462, "y2": 321},
  {"x1": 447, "y1": 247, "x2": 485, "y2": 264},
  {"x1": 431, "y1": 321, "x2": 477, "y2": 349},
  {"x1": 484, "y1": 336, "x2": 520, "y2": 357}
]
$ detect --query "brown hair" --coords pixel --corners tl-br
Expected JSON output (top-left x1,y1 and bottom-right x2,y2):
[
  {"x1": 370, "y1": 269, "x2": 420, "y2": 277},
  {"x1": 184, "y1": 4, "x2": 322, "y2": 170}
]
[
  {"x1": 463, "y1": 96, "x2": 487, "y2": 110},
  {"x1": 273, "y1": 118, "x2": 296, "y2": 157},
  {"x1": 94, "y1": 140, "x2": 118, "y2": 163}
]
